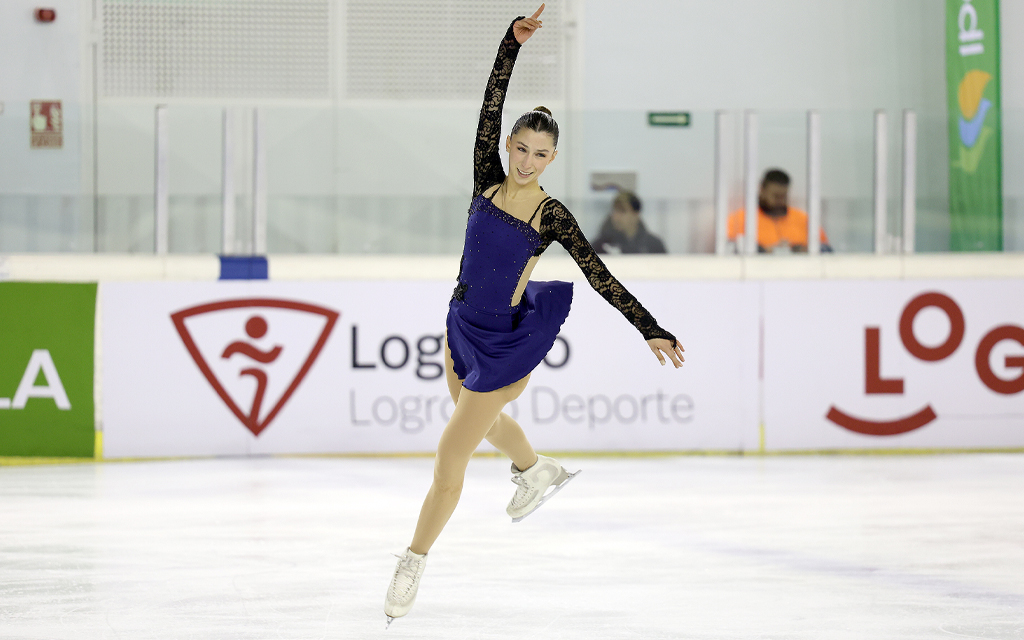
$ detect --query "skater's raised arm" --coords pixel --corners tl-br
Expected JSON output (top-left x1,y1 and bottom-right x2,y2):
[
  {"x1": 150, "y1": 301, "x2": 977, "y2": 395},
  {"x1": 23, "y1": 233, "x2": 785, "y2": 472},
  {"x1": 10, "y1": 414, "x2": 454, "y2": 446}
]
[
  {"x1": 539, "y1": 200, "x2": 685, "y2": 367},
  {"x1": 473, "y1": 7, "x2": 545, "y2": 197}
]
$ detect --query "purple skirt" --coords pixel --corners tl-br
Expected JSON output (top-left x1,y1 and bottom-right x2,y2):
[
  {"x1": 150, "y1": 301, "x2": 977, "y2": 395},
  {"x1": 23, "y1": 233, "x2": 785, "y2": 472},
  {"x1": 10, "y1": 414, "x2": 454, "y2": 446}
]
[{"x1": 446, "y1": 280, "x2": 573, "y2": 393}]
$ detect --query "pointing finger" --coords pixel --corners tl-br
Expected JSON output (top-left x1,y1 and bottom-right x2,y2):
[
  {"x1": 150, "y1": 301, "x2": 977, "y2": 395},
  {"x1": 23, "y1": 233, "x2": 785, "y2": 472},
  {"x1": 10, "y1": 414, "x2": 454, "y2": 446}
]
[{"x1": 531, "y1": 3, "x2": 545, "y2": 19}]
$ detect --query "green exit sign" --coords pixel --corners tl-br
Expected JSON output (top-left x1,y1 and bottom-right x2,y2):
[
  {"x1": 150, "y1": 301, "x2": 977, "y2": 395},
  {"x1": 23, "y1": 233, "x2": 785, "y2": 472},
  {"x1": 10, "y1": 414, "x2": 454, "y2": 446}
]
[{"x1": 647, "y1": 112, "x2": 691, "y2": 127}]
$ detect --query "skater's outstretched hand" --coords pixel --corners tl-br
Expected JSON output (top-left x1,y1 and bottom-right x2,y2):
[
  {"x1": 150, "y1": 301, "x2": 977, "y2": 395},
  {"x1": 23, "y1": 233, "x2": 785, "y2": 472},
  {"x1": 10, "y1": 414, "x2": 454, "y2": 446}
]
[
  {"x1": 647, "y1": 338, "x2": 685, "y2": 368},
  {"x1": 514, "y1": 4, "x2": 545, "y2": 44}
]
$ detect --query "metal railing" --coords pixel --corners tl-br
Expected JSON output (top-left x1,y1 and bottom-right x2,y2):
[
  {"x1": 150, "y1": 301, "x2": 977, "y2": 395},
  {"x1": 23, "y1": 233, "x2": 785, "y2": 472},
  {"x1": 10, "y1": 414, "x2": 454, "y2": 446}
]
[
  {"x1": 3, "y1": 103, "x2": 1020, "y2": 255},
  {"x1": 715, "y1": 108, "x2": 919, "y2": 256}
]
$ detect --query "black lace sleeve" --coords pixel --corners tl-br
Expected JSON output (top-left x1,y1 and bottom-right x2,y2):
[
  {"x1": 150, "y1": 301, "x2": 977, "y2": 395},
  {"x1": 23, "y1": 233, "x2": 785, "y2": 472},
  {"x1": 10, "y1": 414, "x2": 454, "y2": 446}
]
[
  {"x1": 537, "y1": 199, "x2": 677, "y2": 343},
  {"x1": 473, "y1": 19, "x2": 523, "y2": 197}
]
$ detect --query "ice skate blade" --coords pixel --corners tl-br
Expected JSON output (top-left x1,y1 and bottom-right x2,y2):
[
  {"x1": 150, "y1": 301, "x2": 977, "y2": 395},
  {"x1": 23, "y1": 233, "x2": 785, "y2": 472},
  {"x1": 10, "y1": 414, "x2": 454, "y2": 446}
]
[
  {"x1": 511, "y1": 469, "x2": 581, "y2": 523},
  {"x1": 385, "y1": 614, "x2": 395, "y2": 629}
]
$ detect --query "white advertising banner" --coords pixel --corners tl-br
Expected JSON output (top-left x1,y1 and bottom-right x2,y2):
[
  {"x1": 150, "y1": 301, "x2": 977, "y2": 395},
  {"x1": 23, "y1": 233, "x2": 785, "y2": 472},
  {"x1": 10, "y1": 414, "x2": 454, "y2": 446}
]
[
  {"x1": 101, "y1": 281, "x2": 759, "y2": 458},
  {"x1": 763, "y1": 280, "x2": 1024, "y2": 450}
]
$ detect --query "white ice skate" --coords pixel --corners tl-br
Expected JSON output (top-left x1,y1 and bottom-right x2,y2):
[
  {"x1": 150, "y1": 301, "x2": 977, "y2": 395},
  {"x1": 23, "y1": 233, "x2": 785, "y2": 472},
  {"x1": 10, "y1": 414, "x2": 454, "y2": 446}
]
[
  {"x1": 384, "y1": 547, "x2": 427, "y2": 629},
  {"x1": 507, "y1": 455, "x2": 581, "y2": 523}
]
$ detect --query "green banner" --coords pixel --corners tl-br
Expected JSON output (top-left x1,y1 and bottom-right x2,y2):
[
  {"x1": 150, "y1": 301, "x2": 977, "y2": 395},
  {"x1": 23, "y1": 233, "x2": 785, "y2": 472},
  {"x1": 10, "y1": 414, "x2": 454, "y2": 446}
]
[
  {"x1": 0, "y1": 283, "x2": 96, "y2": 457},
  {"x1": 946, "y1": 0, "x2": 1002, "y2": 251}
]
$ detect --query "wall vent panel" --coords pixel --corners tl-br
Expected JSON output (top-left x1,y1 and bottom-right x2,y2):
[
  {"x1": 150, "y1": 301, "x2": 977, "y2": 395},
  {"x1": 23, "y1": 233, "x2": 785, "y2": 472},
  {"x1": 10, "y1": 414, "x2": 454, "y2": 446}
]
[
  {"x1": 103, "y1": 0, "x2": 331, "y2": 99},
  {"x1": 346, "y1": 0, "x2": 563, "y2": 100}
]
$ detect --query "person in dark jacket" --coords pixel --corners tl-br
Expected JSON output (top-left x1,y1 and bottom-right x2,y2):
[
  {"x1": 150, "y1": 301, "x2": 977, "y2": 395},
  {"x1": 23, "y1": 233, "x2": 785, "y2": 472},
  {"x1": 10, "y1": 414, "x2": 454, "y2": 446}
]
[{"x1": 591, "y1": 190, "x2": 667, "y2": 254}]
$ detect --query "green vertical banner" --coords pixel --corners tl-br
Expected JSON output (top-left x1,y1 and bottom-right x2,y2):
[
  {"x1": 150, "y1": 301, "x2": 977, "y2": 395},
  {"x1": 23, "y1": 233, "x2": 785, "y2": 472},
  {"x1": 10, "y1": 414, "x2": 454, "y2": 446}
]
[
  {"x1": 946, "y1": 0, "x2": 1002, "y2": 251},
  {"x1": 0, "y1": 283, "x2": 96, "y2": 457}
]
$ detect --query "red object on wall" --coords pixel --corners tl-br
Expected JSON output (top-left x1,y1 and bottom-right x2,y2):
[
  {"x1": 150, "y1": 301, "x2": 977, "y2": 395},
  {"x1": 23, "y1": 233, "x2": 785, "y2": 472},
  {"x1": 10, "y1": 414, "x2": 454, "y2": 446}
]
[{"x1": 35, "y1": 8, "x2": 57, "y2": 22}]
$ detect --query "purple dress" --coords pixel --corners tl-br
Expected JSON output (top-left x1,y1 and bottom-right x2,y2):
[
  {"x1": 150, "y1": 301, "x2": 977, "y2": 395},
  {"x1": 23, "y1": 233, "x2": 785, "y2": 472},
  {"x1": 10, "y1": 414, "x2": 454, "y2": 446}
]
[
  {"x1": 447, "y1": 194, "x2": 573, "y2": 392},
  {"x1": 446, "y1": 19, "x2": 675, "y2": 393}
]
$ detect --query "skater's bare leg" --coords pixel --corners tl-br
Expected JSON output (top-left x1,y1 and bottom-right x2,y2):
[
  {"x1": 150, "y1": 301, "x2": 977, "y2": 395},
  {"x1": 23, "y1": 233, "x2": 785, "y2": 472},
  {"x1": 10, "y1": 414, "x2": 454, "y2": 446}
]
[
  {"x1": 485, "y1": 412, "x2": 537, "y2": 471},
  {"x1": 409, "y1": 378, "x2": 528, "y2": 555},
  {"x1": 444, "y1": 334, "x2": 537, "y2": 471}
]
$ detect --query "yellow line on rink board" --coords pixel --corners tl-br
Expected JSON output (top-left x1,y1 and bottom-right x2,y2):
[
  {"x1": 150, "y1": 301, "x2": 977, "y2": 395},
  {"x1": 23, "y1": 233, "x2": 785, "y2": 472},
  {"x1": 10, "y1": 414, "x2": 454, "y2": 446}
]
[
  {"x1": 0, "y1": 456, "x2": 102, "y2": 466},
  {"x1": 5, "y1": 447, "x2": 1024, "y2": 466},
  {"x1": 529, "y1": 447, "x2": 1024, "y2": 458}
]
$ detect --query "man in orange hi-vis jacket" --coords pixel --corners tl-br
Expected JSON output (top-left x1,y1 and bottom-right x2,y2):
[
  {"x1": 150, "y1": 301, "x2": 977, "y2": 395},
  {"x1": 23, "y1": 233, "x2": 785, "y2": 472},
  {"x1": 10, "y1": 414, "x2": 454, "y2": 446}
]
[{"x1": 727, "y1": 169, "x2": 832, "y2": 253}]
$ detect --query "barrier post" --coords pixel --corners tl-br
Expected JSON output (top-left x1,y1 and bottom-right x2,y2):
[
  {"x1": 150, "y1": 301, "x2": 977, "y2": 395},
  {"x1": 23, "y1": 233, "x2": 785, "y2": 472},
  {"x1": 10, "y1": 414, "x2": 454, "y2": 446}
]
[
  {"x1": 154, "y1": 105, "x2": 169, "y2": 255},
  {"x1": 902, "y1": 109, "x2": 917, "y2": 254},
  {"x1": 714, "y1": 111, "x2": 729, "y2": 255},
  {"x1": 807, "y1": 110, "x2": 822, "y2": 255},
  {"x1": 873, "y1": 109, "x2": 888, "y2": 255},
  {"x1": 252, "y1": 108, "x2": 267, "y2": 255},
  {"x1": 743, "y1": 110, "x2": 759, "y2": 255},
  {"x1": 221, "y1": 108, "x2": 235, "y2": 255}
]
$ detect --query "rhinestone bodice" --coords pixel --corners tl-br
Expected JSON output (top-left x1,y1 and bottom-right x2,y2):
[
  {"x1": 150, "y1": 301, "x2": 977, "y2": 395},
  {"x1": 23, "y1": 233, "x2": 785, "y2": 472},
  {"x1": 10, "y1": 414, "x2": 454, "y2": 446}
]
[{"x1": 453, "y1": 196, "x2": 539, "y2": 314}]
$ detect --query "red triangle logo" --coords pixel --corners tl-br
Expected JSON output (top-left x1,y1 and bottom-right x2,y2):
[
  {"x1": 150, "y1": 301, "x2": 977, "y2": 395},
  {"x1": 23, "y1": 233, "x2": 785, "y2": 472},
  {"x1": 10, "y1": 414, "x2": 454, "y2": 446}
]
[{"x1": 171, "y1": 298, "x2": 339, "y2": 436}]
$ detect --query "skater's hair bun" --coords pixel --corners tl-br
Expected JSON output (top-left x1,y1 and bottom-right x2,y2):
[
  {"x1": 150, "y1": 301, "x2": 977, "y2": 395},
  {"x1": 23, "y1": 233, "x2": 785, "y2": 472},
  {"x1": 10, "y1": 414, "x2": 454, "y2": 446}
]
[{"x1": 511, "y1": 106, "x2": 559, "y2": 148}]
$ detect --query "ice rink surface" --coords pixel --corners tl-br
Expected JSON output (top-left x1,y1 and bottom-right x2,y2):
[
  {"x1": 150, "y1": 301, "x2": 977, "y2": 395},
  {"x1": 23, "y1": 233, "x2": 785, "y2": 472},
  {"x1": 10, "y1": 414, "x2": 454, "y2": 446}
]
[{"x1": 2, "y1": 454, "x2": 1023, "y2": 640}]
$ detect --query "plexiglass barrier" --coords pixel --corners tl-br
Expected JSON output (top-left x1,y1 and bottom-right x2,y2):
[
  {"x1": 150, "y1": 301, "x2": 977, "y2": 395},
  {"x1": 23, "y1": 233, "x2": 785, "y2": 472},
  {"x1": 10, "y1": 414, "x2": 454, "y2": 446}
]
[{"x1": 1, "y1": 102, "x2": 1021, "y2": 254}]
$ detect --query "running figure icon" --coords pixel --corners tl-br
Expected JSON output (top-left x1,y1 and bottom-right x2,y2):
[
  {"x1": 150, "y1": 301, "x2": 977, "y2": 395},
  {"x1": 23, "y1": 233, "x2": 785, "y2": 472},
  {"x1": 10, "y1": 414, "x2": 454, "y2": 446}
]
[
  {"x1": 221, "y1": 315, "x2": 283, "y2": 433},
  {"x1": 171, "y1": 297, "x2": 339, "y2": 438}
]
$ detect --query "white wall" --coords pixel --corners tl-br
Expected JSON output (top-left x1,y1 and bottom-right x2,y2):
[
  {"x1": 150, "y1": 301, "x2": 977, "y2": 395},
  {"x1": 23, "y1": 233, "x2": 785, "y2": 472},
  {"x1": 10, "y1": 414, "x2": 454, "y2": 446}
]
[
  {"x1": 577, "y1": 0, "x2": 1024, "y2": 252},
  {"x1": 1001, "y1": 0, "x2": 1024, "y2": 111},
  {"x1": 0, "y1": 1, "x2": 82, "y2": 103},
  {"x1": 1003, "y1": 1, "x2": 1024, "y2": 249},
  {"x1": 2, "y1": 0, "x2": 1022, "y2": 252},
  {"x1": 91, "y1": 0, "x2": 962, "y2": 197},
  {"x1": 580, "y1": 0, "x2": 948, "y2": 112},
  {"x1": 0, "y1": 0, "x2": 83, "y2": 196}
]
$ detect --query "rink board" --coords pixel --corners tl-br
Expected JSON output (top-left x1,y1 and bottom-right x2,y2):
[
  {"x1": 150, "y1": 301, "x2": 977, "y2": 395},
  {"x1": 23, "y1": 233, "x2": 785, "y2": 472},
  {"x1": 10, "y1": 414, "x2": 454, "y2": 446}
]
[
  {"x1": 101, "y1": 281, "x2": 758, "y2": 457},
  {"x1": 763, "y1": 280, "x2": 1024, "y2": 450},
  {"x1": 0, "y1": 283, "x2": 96, "y2": 457},
  {"x1": 100, "y1": 279, "x2": 1024, "y2": 457}
]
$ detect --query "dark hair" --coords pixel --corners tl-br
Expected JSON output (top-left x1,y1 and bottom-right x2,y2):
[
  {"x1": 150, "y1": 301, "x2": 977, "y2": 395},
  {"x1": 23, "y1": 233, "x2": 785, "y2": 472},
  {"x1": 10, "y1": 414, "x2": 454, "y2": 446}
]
[
  {"x1": 761, "y1": 168, "x2": 790, "y2": 187},
  {"x1": 613, "y1": 190, "x2": 641, "y2": 214},
  {"x1": 510, "y1": 106, "x2": 559, "y2": 148}
]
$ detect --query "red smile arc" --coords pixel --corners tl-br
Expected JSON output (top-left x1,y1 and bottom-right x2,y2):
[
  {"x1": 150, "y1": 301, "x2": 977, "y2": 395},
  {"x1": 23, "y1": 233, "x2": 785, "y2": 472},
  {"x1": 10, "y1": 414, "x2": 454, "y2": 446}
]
[{"x1": 825, "y1": 405, "x2": 938, "y2": 436}]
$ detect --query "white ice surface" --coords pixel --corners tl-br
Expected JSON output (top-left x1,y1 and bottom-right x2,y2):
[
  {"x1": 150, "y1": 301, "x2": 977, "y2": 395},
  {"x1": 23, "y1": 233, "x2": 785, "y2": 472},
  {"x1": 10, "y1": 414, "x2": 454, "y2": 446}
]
[{"x1": 1, "y1": 454, "x2": 1023, "y2": 639}]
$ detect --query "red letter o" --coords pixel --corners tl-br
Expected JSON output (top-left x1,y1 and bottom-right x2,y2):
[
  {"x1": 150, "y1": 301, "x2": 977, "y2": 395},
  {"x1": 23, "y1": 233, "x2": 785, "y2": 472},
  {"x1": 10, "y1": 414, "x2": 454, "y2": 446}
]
[
  {"x1": 899, "y1": 292, "x2": 965, "y2": 362},
  {"x1": 975, "y1": 325, "x2": 1024, "y2": 395}
]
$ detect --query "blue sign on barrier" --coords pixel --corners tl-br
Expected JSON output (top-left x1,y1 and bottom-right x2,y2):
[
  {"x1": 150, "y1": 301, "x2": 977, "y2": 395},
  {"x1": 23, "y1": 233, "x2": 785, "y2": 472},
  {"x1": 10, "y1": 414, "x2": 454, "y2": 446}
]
[{"x1": 219, "y1": 256, "x2": 269, "y2": 280}]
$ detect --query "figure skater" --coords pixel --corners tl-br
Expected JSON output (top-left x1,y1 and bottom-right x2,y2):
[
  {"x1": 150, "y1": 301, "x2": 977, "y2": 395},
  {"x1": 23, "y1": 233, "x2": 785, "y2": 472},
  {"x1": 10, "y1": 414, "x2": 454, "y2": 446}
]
[{"x1": 385, "y1": 5, "x2": 684, "y2": 625}]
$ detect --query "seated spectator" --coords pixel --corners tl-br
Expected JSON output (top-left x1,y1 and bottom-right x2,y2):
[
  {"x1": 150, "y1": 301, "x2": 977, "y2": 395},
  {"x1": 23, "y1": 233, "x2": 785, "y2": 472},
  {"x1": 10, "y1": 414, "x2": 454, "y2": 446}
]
[
  {"x1": 727, "y1": 169, "x2": 832, "y2": 253},
  {"x1": 591, "y1": 191, "x2": 667, "y2": 254}
]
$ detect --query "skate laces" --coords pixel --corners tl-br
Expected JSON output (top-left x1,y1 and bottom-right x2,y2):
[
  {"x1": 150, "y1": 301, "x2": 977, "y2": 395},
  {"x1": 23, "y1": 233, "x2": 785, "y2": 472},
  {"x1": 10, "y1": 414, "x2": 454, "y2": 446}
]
[
  {"x1": 388, "y1": 553, "x2": 424, "y2": 602},
  {"x1": 509, "y1": 473, "x2": 537, "y2": 508}
]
